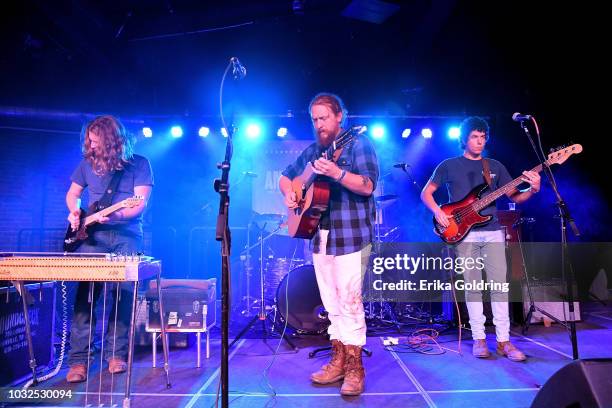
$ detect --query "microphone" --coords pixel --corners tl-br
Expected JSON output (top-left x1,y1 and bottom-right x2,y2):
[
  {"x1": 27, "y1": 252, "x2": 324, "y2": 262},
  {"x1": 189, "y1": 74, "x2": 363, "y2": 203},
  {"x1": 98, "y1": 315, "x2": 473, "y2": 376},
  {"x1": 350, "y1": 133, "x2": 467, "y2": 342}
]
[
  {"x1": 393, "y1": 163, "x2": 410, "y2": 171},
  {"x1": 512, "y1": 112, "x2": 533, "y2": 122},
  {"x1": 230, "y1": 57, "x2": 247, "y2": 80},
  {"x1": 242, "y1": 171, "x2": 258, "y2": 177}
]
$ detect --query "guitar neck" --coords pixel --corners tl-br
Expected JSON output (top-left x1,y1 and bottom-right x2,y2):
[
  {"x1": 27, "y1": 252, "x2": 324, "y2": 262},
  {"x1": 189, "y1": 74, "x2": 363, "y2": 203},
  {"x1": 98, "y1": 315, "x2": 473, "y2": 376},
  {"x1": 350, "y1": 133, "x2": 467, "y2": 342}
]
[
  {"x1": 474, "y1": 161, "x2": 549, "y2": 210},
  {"x1": 325, "y1": 130, "x2": 355, "y2": 158},
  {"x1": 83, "y1": 201, "x2": 126, "y2": 226}
]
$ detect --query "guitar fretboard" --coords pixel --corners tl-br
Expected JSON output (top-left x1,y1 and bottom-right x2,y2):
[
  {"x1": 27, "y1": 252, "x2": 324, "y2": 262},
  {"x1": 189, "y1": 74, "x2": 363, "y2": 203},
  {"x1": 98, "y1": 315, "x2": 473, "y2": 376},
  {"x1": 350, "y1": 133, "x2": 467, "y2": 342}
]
[
  {"x1": 84, "y1": 201, "x2": 128, "y2": 226},
  {"x1": 473, "y1": 162, "x2": 547, "y2": 211}
]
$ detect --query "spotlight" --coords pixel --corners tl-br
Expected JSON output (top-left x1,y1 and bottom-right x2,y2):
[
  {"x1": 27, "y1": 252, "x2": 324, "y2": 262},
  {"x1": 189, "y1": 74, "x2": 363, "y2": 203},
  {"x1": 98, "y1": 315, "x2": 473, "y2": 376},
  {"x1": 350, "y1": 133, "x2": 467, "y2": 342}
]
[
  {"x1": 370, "y1": 125, "x2": 385, "y2": 139},
  {"x1": 448, "y1": 127, "x2": 460, "y2": 139},
  {"x1": 198, "y1": 127, "x2": 210, "y2": 137},
  {"x1": 277, "y1": 127, "x2": 288, "y2": 137},
  {"x1": 401, "y1": 128, "x2": 411, "y2": 138},
  {"x1": 246, "y1": 124, "x2": 261, "y2": 139},
  {"x1": 170, "y1": 126, "x2": 183, "y2": 138},
  {"x1": 142, "y1": 127, "x2": 153, "y2": 138},
  {"x1": 421, "y1": 128, "x2": 433, "y2": 139}
]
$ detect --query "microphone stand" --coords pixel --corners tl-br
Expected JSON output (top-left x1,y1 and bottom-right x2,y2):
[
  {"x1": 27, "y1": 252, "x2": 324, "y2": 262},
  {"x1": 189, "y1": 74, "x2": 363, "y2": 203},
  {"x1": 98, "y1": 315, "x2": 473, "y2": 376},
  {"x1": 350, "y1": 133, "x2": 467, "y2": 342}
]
[
  {"x1": 399, "y1": 165, "x2": 422, "y2": 192},
  {"x1": 518, "y1": 117, "x2": 580, "y2": 360},
  {"x1": 213, "y1": 58, "x2": 241, "y2": 408}
]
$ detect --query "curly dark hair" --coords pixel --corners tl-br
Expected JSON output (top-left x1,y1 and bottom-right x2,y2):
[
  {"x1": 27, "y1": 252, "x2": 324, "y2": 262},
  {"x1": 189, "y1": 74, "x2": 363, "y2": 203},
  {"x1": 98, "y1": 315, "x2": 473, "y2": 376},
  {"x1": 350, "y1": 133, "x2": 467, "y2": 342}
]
[
  {"x1": 82, "y1": 115, "x2": 134, "y2": 175},
  {"x1": 459, "y1": 116, "x2": 489, "y2": 149}
]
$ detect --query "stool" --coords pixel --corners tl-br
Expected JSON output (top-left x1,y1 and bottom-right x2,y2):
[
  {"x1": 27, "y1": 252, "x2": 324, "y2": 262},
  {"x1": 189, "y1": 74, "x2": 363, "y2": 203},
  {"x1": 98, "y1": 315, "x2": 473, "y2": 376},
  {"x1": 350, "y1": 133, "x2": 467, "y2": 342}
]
[{"x1": 145, "y1": 278, "x2": 216, "y2": 367}]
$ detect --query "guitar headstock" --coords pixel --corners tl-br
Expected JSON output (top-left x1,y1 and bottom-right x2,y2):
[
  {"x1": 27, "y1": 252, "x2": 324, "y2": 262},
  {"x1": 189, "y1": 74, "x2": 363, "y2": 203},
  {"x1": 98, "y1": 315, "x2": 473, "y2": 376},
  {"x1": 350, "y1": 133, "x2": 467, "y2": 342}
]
[
  {"x1": 123, "y1": 195, "x2": 144, "y2": 208},
  {"x1": 351, "y1": 125, "x2": 368, "y2": 136},
  {"x1": 334, "y1": 125, "x2": 367, "y2": 150},
  {"x1": 547, "y1": 144, "x2": 583, "y2": 165}
]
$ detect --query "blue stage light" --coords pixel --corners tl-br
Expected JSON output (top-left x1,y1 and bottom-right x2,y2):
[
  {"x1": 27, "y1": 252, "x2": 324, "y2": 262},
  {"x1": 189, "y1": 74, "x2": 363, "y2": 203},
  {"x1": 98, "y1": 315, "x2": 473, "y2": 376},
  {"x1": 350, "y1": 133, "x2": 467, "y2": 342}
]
[
  {"x1": 371, "y1": 125, "x2": 385, "y2": 139},
  {"x1": 421, "y1": 128, "x2": 433, "y2": 139},
  {"x1": 277, "y1": 127, "x2": 288, "y2": 137},
  {"x1": 246, "y1": 124, "x2": 261, "y2": 139},
  {"x1": 448, "y1": 127, "x2": 460, "y2": 139},
  {"x1": 170, "y1": 126, "x2": 183, "y2": 138},
  {"x1": 142, "y1": 127, "x2": 153, "y2": 138},
  {"x1": 198, "y1": 127, "x2": 210, "y2": 137}
]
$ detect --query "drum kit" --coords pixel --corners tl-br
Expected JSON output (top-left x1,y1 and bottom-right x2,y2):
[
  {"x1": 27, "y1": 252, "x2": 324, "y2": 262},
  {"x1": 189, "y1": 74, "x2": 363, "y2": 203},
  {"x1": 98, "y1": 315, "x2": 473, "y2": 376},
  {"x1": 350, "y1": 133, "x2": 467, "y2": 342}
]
[{"x1": 235, "y1": 190, "x2": 403, "y2": 340}]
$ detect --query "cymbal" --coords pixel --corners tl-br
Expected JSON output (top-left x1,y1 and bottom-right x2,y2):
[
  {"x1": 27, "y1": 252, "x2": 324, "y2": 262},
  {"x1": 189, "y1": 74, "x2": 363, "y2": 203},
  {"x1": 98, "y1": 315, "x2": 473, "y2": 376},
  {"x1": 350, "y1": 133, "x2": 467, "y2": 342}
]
[{"x1": 374, "y1": 194, "x2": 398, "y2": 209}]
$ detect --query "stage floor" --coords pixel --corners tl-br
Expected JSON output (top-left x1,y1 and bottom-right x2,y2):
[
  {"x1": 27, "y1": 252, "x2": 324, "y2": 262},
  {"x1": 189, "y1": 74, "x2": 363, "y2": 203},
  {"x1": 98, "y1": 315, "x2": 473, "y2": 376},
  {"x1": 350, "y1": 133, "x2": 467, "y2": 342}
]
[{"x1": 12, "y1": 302, "x2": 612, "y2": 408}]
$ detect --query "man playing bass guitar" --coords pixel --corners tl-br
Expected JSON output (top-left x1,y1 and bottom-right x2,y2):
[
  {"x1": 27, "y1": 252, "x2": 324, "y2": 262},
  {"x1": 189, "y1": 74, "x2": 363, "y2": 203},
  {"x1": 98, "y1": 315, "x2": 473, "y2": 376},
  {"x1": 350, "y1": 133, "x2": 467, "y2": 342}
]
[
  {"x1": 279, "y1": 93, "x2": 379, "y2": 395},
  {"x1": 421, "y1": 116, "x2": 540, "y2": 362}
]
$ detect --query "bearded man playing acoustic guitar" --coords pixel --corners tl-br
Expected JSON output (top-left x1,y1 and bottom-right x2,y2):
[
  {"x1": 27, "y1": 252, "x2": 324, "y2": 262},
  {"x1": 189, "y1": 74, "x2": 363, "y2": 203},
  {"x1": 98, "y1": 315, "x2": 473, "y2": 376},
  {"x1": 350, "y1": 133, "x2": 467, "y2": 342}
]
[
  {"x1": 65, "y1": 115, "x2": 153, "y2": 382},
  {"x1": 279, "y1": 93, "x2": 379, "y2": 395},
  {"x1": 421, "y1": 116, "x2": 540, "y2": 362}
]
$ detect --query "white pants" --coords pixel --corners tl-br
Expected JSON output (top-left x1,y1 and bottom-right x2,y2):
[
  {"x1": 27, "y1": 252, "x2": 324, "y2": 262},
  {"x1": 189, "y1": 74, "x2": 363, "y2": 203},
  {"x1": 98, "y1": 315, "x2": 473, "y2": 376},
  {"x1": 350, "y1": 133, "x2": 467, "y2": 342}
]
[
  {"x1": 312, "y1": 230, "x2": 370, "y2": 346},
  {"x1": 455, "y1": 229, "x2": 510, "y2": 342}
]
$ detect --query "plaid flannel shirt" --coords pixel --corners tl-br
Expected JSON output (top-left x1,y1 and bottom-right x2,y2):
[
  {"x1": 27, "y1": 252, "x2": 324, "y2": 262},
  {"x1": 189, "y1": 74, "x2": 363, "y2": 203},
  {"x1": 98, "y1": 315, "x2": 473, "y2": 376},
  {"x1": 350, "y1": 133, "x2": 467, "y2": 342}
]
[{"x1": 282, "y1": 135, "x2": 379, "y2": 256}]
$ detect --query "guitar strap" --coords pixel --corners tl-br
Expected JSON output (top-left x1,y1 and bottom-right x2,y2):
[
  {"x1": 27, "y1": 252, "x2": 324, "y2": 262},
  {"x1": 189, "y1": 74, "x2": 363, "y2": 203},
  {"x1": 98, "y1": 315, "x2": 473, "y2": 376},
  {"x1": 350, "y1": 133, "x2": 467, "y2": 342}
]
[
  {"x1": 97, "y1": 169, "x2": 125, "y2": 210},
  {"x1": 482, "y1": 159, "x2": 493, "y2": 188}
]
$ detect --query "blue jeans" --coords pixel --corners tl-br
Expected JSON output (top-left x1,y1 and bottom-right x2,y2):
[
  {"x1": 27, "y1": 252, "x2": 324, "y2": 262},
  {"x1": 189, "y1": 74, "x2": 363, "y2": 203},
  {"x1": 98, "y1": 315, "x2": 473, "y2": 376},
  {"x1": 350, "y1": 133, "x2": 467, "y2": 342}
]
[{"x1": 67, "y1": 229, "x2": 142, "y2": 366}]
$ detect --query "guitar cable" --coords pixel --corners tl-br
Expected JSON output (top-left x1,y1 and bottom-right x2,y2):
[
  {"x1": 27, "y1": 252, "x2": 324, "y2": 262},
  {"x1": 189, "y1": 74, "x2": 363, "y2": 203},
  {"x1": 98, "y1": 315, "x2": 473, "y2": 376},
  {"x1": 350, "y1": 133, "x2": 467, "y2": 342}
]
[
  {"x1": 258, "y1": 242, "x2": 299, "y2": 406},
  {"x1": 213, "y1": 244, "x2": 299, "y2": 407},
  {"x1": 22, "y1": 281, "x2": 69, "y2": 389},
  {"x1": 448, "y1": 261, "x2": 464, "y2": 356}
]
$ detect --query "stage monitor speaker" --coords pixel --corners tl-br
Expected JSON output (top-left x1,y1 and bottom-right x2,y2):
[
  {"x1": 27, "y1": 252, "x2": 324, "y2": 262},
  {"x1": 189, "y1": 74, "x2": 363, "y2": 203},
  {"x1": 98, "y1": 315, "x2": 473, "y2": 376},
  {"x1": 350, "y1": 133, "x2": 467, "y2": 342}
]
[{"x1": 531, "y1": 359, "x2": 612, "y2": 408}]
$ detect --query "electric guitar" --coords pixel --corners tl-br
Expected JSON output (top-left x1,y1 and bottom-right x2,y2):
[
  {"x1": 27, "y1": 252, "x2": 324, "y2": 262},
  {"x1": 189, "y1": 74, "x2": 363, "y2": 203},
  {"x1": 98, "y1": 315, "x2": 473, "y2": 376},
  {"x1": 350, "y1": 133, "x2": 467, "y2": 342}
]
[
  {"x1": 433, "y1": 144, "x2": 582, "y2": 244},
  {"x1": 63, "y1": 196, "x2": 144, "y2": 252},
  {"x1": 287, "y1": 125, "x2": 367, "y2": 239}
]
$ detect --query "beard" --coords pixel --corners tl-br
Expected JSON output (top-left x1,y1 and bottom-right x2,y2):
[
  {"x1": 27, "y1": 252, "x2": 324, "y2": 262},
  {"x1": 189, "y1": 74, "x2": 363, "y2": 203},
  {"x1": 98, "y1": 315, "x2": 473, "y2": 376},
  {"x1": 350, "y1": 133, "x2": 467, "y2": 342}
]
[{"x1": 316, "y1": 128, "x2": 339, "y2": 147}]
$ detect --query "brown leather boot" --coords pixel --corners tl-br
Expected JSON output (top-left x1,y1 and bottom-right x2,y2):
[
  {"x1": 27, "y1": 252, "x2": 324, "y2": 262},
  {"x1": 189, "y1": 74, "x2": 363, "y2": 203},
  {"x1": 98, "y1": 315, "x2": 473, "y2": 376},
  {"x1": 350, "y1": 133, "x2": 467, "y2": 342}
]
[
  {"x1": 311, "y1": 339, "x2": 345, "y2": 384},
  {"x1": 496, "y1": 341, "x2": 527, "y2": 362},
  {"x1": 472, "y1": 339, "x2": 491, "y2": 358},
  {"x1": 340, "y1": 345, "x2": 365, "y2": 396},
  {"x1": 108, "y1": 357, "x2": 127, "y2": 374},
  {"x1": 66, "y1": 364, "x2": 87, "y2": 383}
]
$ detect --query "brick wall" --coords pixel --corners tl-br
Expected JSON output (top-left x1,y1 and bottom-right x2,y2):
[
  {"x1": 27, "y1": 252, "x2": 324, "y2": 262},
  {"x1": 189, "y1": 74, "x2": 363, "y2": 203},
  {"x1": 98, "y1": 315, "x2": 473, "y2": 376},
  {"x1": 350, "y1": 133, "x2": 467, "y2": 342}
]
[{"x1": 0, "y1": 129, "x2": 81, "y2": 251}]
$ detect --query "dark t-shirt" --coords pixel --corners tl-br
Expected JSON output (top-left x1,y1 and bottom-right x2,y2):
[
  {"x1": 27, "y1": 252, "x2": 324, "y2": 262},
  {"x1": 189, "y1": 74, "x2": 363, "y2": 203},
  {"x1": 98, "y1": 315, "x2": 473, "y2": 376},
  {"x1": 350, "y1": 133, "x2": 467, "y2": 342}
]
[
  {"x1": 71, "y1": 154, "x2": 154, "y2": 236},
  {"x1": 429, "y1": 156, "x2": 512, "y2": 231}
]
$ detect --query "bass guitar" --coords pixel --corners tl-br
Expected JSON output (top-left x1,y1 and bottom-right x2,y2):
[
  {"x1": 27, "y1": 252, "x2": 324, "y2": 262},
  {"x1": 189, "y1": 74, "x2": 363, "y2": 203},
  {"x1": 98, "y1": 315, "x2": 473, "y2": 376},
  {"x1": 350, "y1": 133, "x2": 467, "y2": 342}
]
[{"x1": 434, "y1": 144, "x2": 582, "y2": 244}]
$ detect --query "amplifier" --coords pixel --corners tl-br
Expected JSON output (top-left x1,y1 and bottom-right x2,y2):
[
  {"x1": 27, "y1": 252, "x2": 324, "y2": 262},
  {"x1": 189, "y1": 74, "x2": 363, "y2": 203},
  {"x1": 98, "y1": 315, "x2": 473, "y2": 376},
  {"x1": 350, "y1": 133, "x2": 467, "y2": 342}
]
[
  {"x1": 522, "y1": 280, "x2": 581, "y2": 323},
  {"x1": 146, "y1": 279, "x2": 216, "y2": 332}
]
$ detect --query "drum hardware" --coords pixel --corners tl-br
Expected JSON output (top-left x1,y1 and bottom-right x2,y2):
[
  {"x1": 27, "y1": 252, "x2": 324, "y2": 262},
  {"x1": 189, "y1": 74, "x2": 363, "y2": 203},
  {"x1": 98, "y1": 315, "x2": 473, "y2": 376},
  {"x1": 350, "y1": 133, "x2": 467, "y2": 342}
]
[
  {"x1": 239, "y1": 213, "x2": 287, "y2": 317},
  {"x1": 368, "y1": 182, "x2": 402, "y2": 328},
  {"x1": 230, "y1": 214, "x2": 298, "y2": 352}
]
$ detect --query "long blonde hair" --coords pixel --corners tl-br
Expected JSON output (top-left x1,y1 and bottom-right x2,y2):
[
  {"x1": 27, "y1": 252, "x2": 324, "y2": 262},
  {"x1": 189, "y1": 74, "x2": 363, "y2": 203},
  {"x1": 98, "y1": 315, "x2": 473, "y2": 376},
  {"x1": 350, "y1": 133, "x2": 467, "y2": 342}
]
[{"x1": 83, "y1": 115, "x2": 134, "y2": 175}]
